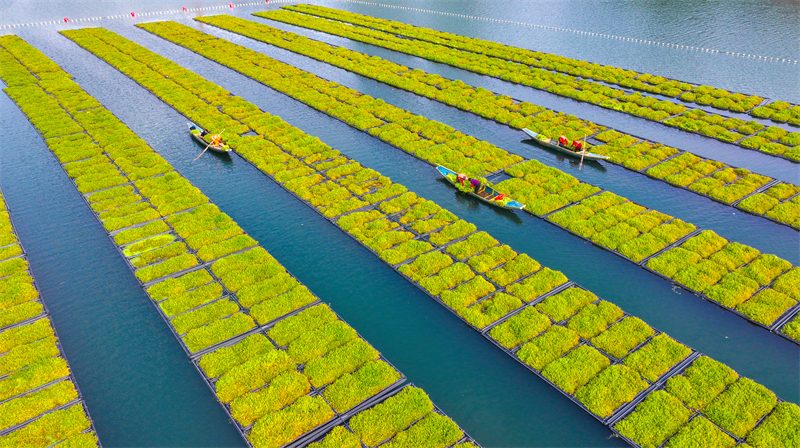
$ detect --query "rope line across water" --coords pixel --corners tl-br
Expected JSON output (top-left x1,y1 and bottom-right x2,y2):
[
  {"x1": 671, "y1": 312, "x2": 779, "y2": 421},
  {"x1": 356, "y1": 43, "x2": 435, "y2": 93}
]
[{"x1": 337, "y1": 0, "x2": 800, "y2": 65}]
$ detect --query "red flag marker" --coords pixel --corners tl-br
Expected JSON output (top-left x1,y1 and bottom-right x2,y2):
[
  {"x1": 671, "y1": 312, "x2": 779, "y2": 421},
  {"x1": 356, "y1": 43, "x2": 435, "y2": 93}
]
[
  {"x1": 229, "y1": 2, "x2": 233, "y2": 7},
  {"x1": 183, "y1": 6, "x2": 187, "y2": 11},
  {"x1": 130, "y1": 12, "x2": 135, "y2": 17},
  {"x1": 63, "y1": 17, "x2": 69, "y2": 23}
]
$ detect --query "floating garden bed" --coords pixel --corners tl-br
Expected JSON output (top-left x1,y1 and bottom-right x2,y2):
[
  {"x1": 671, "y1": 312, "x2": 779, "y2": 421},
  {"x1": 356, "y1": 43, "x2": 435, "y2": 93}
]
[
  {"x1": 1, "y1": 36, "x2": 470, "y2": 448},
  {"x1": 191, "y1": 13, "x2": 800, "y2": 230},
  {"x1": 56, "y1": 27, "x2": 794, "y2": 447},
  {"x1": 262, "y1": 6, "x2": 800, "y2": 161},
  {"x1": 129, "y1": 20, "x2": 800, "y2": 339}
]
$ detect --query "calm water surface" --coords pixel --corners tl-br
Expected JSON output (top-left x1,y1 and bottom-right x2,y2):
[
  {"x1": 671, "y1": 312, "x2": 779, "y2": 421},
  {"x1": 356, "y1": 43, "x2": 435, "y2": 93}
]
[{"x1": 1, "y1": 1, "x2": 798, "y2": 447}]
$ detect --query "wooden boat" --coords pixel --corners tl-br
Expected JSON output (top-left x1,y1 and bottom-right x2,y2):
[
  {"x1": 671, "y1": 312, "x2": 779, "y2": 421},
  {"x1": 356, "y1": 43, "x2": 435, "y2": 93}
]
[
  {"x1": 187, "y1": 122, "x2": 232, "y2": 153},
  {"x1": 437, "y1": 166, "x2": 525, "y2": 210},
  {"x1": 522, "y1": 128, "x2": 610, "y2": 161}
]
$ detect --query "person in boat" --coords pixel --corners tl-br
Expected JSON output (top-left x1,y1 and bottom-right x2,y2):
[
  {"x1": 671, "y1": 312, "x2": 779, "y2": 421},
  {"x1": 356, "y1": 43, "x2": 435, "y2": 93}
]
[
  {"x1": 558, "y1": 136, "x2": 568, "y2": 147},
  {"x1": 456, "y1": 173, "x2": 467, "y2": 185},
  {"x1": 200, "y1": 129, "x2": 209, "y2": 138},
  {"x1": 571, "y1": 139, "x2": 583, "y2": 152},
  {"x1": 210, "y1": 134, "x2": 222, "y2": 147},
  {"x1": 470, "y1": 178, "x2": 482, "y2": 193}
]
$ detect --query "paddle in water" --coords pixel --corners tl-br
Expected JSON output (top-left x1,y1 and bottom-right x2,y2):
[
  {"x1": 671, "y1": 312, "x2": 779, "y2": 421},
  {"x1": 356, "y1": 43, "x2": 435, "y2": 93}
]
[{"x1": 195, "y1": 128, "x2": 226, "y2": 160}]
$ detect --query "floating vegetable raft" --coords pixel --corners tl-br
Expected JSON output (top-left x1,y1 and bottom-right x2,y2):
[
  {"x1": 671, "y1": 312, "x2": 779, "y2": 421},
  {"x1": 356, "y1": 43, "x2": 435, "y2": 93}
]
[
  {"x1": 130, "y1": 21, "x2": 800, "y2": 333},
  {"x1": 263, "y1": 5, "x2": 800, "y2": 161},
  {"x1": 59, "y1": 27, "x2": 799, "y2": 447},
  {"x1": 0, "y1": 188, "x2": 100, "y2": 446},
  {"x1": 0, "y1": 35, "x2": 477, "y2": 448},
  {"x1": 192, "y1": 13, "x2": 800, "y2": 229}
]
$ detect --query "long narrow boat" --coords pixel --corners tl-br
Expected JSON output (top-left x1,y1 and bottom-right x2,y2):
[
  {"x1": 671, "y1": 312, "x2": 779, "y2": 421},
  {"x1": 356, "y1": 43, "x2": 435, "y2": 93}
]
[
  {"x1": 187, "y1": 122, "x2": 232, "y2": 153},
  {"x1": 522, "y1": 128, "x2": 610, "y2": 161},
  {"x1": 437, "y1": 166, "x2": 525, "y2": 210}
]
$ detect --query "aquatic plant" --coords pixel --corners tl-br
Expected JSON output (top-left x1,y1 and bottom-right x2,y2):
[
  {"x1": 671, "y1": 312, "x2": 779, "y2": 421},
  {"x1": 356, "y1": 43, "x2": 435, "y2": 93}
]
[
  {"x1": 615, "y1": 390, "x2": 693, "y2": 448},
  {"x1": 349, "y1": 386, "x2": 435, "y2": 447},
  {"x1": 704, "y1": 378, "x2": 777, "y2": 438},
  {"x1": 323, "y1": 359, "x2": 401, "y2": 413}
]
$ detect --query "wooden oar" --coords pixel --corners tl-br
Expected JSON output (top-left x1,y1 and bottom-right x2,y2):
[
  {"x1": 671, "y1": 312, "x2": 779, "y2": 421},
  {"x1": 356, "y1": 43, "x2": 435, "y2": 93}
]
[
  {"x1": 194, "y1": 128, "x2": 226, "y2": 160},
  {"x1": 579, "y1": 134, "x2": 587, "y2": 169}
]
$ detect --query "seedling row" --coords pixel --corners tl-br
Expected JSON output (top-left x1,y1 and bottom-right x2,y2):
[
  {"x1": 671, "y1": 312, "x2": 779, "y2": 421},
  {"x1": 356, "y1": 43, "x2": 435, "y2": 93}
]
[
  {"x1": 127, "y1": 21, "x2": 800, "y2": 336},
  {"x1": 0, "y1": 181, "x2": 100, "y2": 446},
  {"x1": 0, "y1": 191, "x2": 46, "y2": 331},
  {"x1": 612, "y1": 355, "x2": 799, "y2": 448},
  {"x1": 190, "y1": 13, "x2": 800, "y2": 230},
  {"x1": 265, "y1": 5, "x2": 800, "y2": 161},
  {"x1": 0, "y1": 35, "x2": 472, "y2": 448},
  {"x1": 61, "y1": 28, "x2": 798, "y2": 447}
]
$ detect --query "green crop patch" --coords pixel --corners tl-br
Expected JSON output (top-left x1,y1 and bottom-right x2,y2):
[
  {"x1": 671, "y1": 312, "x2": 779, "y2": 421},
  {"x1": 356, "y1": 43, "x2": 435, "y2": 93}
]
[
  {"x1": 507, "y1": 267, "x2": 567, "y2": 302},
  {"x1": 307, "y1": 426, "x2": 361, "y2": 448},
  {"x1": 248, "y1": 395, "x2": 335, "y2": 448},
  {"x1": 738, "y1": 254, "x2": 792, "y2": 285},
  {"x1": 665, "y1": 356, "x2": 738, "y2": 411},
  {"x1": 535, "y1": 287, "x2": 598, "y2": 322},
  {"x1": 575, "y1": 364, "x2": 648, "y2": 418},
  {"x1": 615, "y1": 390, "x2": 693, "y2": 448},
  {"x1": 592, "y1": 317, "x2": 655, "y2": 359},
  {"x1": 0, "y1": 380, "x2": 78, "y2": 431},
  {"x1": 705, "y1": 378, "x2": 777, "y2": 438},
  {"x1": 428, "y1": 220, "x2": 477, "y2": 246},
  {"x1": 146, "y1": 269, "x2": 213, "y2": 302},
  {"x1": 745, "y1": 402, "x2": 800, "y2": 448},
  {"x1": 398, "y1": 250, "x2": 453, "y2": 281},
  {"x1": 382, "y1": 412, "x2": 463, "y2": 448},
  {"x1": 445, "y1": 231, "x2": 498, "y2": 260},
  {"x1": 229, "y1": 370, "x2": 310, "y2": 427},
  {"x1": 542, "y1": 345, "x2": 610, "y2": 394},
  {"x1": 665, "y1": 416, "x2": 736, "y2": 448},
  {"x1": 303, "y1": 338, "x2": 379, "y2": 388},
  {"x1": 214, "y1": 349, "x2": 295, "y2": 403},
  {"x1": 517, "y1": 326, "x2": 580, "y2": 370},
  {"x1": 486, "y1": 253, "x2": 540, "y2": 286},
  {"x1": 0, "y1": 403, "x2": 92, "y2": 448},
  {"x1": 324, "y1": 359, "x2": 401, "y2": 413},
  {"x1": 419, "y1": 262, "x2": 475, "y2": 296},
  {"x1": 488, "y1": 307, "x2": 552, "y2": 349},
  {"x1": 182, "y1": 312, "x2": 256, "y2": 352},
  {"x1": 440, "y1": 276, "x2": 495, "y2": 310},
  {"x1": 736, "y1": 289, "x2": 796, "y2": 326},
  {"x1": 287, "y1": 320, "x2": 357, "y2": 364},
  {"x1": 349, "y1": 386, "x2": 435, "y2": 447},
  {"x1": 566, "y1": 301, "x2": 623, "y2": 339},
  {"x1": 380, "y1": 239, "x2": 432, "y2": 265},
  {"x1": 623, "y1": 334, "x2": 692, "y2": 381},
  {"x1": 198, "y1": 333, "x2": 274, "y2": 379},
  {"x1": 267, "y1": 304, "x2": 338, "y2": 347},
  {"x1": 1, "y1": 336, "x2": 59, "y2": 376},
  {"x1": 459, "y1": 293, "x2": 524, "y2": 329},
  {"x1": 170, "y1": 298, "x2": 239, "y2": 335}
]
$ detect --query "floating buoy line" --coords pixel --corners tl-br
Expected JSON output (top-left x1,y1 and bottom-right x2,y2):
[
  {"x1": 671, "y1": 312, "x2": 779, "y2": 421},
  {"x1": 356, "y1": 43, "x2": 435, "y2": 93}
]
[
  {"x1": 338, "y1": 0, "x2": 799, "y2": 65},
  {"x1": 0, "y1": 0, "x2": 293, "y2": 29},
  {"x1": 0, "y1": 0, "x2": 796, "y2": 66}
]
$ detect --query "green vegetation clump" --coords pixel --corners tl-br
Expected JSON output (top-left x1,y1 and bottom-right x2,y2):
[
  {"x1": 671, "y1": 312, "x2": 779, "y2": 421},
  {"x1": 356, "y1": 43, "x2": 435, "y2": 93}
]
[
  {"x1": 591, "y1": 317, "x2": 655, "y2": 359},
  {"x1": 704, "y1": 378, "x2": 777, "y2": 438},
  {"x1": 506, "y1": 267, "x2": 567, "y2": 302},
  {"x1": 248, "y1": 396, "x2": 335, "y2": 448},
  {"x1": 623, "y1": 334, "x2": 691, "y2": 381},
  {"x1": 488, "y1": 307, "x2": 552, "y2": 349},
  {"x1": 535, "y1": 287, "x2": 597, "y2": 322},
  {"x1": 349, "y1": 386, "x2": 434, "y2": 447},
  {"x1": 665, "y1": 356, "x2": 738, "y2": 410},
  {"x1": 517, "y1": 326, "x2": 580, "y2": 370},
  {"x1": 541, "y1": 345, "x2": 610, "y2": 394},
  {"x1": 324, "y1": 360, "x2": 401, "y2": 413},
  {"x1": 665, "y1": 416, "x2": 735, "y2": 448},
  {"x1": 197, "y1": 333, "x2": 274, "y2": 379},
  {"x1": 575, "y1": 364, "x2": 648, "y2": 418},
  {"x1": 615, "y1": 390, "x2": 693, "y2": 448},
  {"x1": 745, "y1": 402, "x2": 800, "y2": 448}
]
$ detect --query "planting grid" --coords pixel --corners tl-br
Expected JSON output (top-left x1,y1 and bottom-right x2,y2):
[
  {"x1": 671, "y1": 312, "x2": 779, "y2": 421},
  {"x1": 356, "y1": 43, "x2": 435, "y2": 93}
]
[
  {"x1": 57, "y1": 25, "x2": 800, "y2": 448},
  {"x1": 0, "y1": 189, "x2": 100, "y2": 446},
  {"x1": 195, "y1": 12, "x2": 800, "y2": 230},
  {"x1": 130, "y1": 20, "x2": 800, "y2": 335},
  {"x1": 265, "y1": 4, "x2": 800, "y2": 162},
  {"x1": 0, "y1": 36, "x2": 476, "y2": 448}
]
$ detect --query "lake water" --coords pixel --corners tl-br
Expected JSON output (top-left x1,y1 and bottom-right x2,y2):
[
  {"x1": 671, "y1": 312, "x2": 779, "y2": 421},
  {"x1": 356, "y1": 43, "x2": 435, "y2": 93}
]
[{"x1": 1, "y1": 1, "x2": 797, "y2": 447}]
